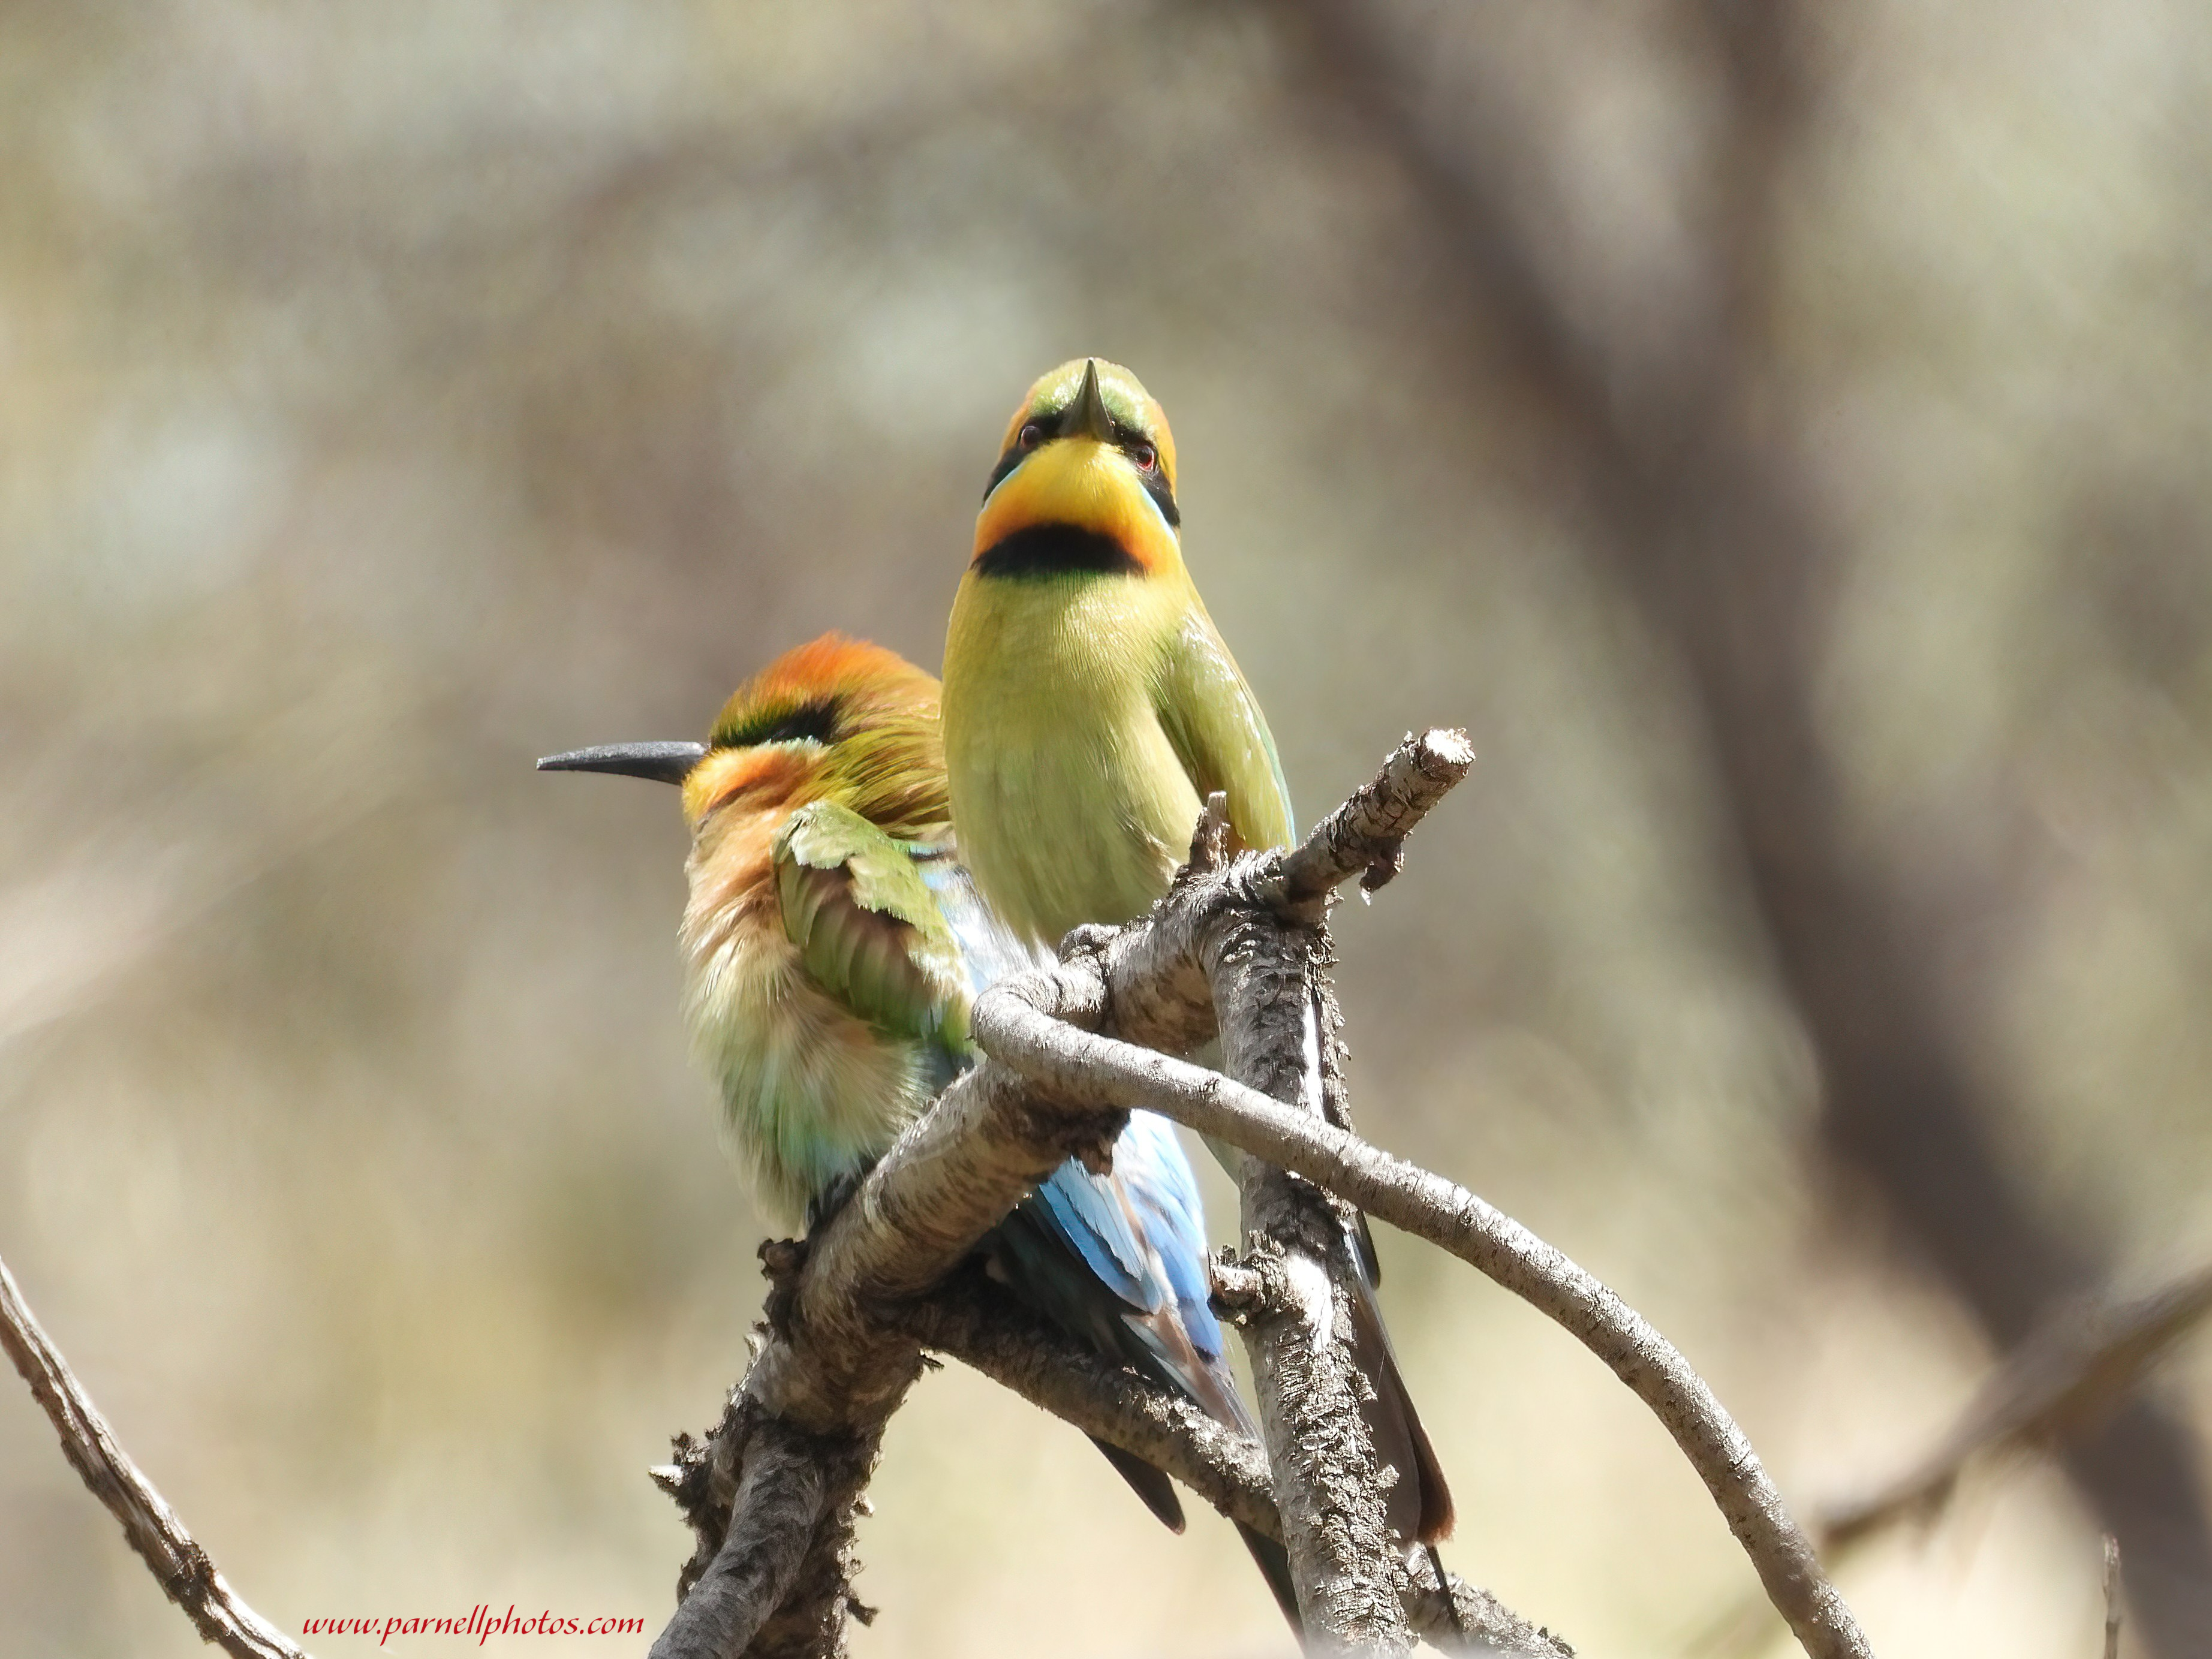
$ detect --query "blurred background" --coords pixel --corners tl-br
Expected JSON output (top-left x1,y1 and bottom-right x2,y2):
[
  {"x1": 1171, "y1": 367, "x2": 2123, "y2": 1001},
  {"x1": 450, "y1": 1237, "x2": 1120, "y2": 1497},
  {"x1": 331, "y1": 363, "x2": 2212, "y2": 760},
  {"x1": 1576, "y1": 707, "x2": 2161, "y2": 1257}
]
[{"x1": 4, "y1": 1, "x2": 2210, "y2": 1654}]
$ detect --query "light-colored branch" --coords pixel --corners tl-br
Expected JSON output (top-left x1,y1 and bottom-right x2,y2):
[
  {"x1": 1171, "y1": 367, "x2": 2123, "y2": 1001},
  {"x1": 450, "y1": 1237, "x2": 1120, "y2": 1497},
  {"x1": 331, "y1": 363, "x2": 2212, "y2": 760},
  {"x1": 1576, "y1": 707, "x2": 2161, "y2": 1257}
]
[
  {"x1": 1268, "y1": 727, "x2": 1476, "y2": 909},
  {"x1": 2103, "y1": 1535, "x2": 2123, "y2": 1659},
  {"x1": 1112, "y1": 739, "x2": 1469, "y2": 1648},
  {"x1": 1820, "y1": 1263, "x2": 2212, "y2": 1551},
  {"x1": 0, "y1": 1251, "x2": 310, "y2": 1659},
  {"x1": 974, "y1": 965, "x2": 1871, "y2": 1659}
]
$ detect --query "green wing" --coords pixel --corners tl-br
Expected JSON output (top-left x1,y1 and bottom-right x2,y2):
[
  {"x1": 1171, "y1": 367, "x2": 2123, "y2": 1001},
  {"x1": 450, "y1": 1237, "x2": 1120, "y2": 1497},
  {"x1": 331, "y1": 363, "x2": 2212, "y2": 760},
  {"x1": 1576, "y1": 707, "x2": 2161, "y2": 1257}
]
[
  {"x1": 1154, "y1": 607, "x2": 1295, "y2": 851},
  {"x1": 774, "y1": 800, "x2": 971, "y2": 1055}
]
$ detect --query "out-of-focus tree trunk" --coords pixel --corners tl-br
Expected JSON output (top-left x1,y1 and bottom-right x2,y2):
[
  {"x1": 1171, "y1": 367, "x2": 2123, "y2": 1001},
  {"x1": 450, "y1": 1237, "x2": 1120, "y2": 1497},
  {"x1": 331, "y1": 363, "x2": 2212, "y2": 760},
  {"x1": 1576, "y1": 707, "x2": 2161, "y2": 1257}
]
[{"x1": 1271, "y1": 1, "x2": 2212, "y2": 1648}]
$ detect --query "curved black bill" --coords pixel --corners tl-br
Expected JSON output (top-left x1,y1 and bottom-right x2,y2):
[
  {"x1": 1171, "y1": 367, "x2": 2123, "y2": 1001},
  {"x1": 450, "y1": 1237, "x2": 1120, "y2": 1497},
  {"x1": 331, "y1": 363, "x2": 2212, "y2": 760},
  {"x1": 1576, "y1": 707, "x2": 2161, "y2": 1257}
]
[{"x1": 535, "y1": 740, "x2": 707, "y2": 785}]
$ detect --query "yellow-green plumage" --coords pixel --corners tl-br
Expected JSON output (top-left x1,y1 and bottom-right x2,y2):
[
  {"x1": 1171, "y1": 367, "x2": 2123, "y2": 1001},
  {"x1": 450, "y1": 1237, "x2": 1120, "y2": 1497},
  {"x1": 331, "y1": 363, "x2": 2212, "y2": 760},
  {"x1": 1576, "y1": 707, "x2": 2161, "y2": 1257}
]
[
  {"x1": 943, "y1": 357, "x2": 1292, "y2": 948},
  {"x1": 942, "y1": 359, "x2": 1458, "y2": 1551}
]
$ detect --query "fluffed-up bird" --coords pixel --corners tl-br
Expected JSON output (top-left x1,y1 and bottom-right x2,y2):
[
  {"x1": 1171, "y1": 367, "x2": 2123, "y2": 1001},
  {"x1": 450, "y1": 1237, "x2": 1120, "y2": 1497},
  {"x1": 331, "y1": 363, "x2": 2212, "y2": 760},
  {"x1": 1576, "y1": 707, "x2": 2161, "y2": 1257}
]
[
  {"x1": 538, "y1": 633, "x2": 1297, "y2": 1621},
  {"x1": 942, "y1": 359, "x2": 1455, "y2": 1550}
]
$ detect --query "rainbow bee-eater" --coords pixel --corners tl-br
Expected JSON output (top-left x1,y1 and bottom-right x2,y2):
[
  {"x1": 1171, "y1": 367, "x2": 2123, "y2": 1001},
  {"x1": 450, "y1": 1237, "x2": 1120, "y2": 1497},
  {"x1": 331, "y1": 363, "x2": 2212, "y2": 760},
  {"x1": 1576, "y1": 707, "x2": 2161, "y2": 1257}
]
[
  {"x1": 942, "y1": 359, "x2": 1455, "y2": 1549},
  {"x1": 538, "y1": 633, "x2": 1296, "y2": 1619}
]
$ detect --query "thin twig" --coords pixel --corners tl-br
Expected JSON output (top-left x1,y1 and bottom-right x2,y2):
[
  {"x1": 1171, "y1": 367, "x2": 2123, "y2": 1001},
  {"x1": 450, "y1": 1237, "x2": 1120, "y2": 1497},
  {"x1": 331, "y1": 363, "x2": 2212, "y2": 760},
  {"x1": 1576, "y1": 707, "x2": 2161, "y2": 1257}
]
[
  {"x1": 0, "y1": 1251, "x2": 310, "y2": 1659},
  {"x1": 1268, "y1": 727, "x2": 1476, "y2": 908},
  {"x1": 1822, "y1": 1264, "x2": 2212, "y2": 1550},
  {"x1": 2103, "y1": 1534, "x2": 2123, "y2": 1659}
]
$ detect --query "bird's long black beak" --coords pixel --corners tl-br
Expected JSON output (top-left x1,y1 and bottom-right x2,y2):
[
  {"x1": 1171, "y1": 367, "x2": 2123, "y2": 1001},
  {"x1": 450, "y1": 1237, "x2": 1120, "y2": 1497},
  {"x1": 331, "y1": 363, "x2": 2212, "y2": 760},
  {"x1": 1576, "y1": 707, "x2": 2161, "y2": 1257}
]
[
  {"x1": 535, "y1": 741, "x2": 707, "y2": 785},
  {"x1": 1057, "y1": 357, "x2": 1113, "y2": 442}
]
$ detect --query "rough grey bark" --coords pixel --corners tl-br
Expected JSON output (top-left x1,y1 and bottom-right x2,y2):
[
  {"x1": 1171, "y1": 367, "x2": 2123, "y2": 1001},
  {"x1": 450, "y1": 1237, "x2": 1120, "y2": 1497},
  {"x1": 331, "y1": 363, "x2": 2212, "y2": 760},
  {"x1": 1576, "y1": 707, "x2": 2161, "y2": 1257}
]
[
  {"x1": 972, "y1": 731, "x2": 1871, "y2": 1659},
  {"x1": 649, "y1": 1398, "x2": 879, "y2": 1659},
  {"x1": 1217, "y1": 914, "x2": 1410, "y2": 1651}
]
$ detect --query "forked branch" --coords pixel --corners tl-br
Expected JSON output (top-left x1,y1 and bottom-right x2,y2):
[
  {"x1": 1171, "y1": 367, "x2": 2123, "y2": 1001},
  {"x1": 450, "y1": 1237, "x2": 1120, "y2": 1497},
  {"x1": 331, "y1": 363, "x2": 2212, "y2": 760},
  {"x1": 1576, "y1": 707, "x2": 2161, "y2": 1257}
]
[
  {"x1": 976, "y1": 973, "x2": 1867, "y2": 1659},
  {"x1": 970, "y1": 728, "x2": 1871, "y2": 1659}
]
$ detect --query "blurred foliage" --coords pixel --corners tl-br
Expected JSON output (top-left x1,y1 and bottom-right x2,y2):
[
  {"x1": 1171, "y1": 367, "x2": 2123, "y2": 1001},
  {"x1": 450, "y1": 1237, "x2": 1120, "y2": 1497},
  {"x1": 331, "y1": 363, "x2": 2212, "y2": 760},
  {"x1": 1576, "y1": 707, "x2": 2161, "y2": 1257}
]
[{"x1": 2, "y1": 2, "x2": 2208, "y2": 1655}]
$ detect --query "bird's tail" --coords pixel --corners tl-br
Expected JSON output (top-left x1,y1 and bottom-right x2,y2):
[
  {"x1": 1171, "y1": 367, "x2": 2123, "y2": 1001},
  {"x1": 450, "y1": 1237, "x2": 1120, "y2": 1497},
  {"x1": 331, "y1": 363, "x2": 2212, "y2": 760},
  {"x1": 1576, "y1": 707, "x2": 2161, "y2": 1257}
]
[
  {"x1": 1347, "y1": 1255, "x2": 1455, "y2": 1543},
  {"x1": 1235, "y1": 1522, "x2": 1302, "y2": 1631}
]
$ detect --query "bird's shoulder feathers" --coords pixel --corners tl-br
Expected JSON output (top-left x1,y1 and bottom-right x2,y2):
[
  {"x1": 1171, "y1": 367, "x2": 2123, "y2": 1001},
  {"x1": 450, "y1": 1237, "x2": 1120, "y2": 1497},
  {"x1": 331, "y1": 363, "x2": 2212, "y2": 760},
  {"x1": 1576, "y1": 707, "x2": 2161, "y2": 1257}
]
[
  {"x1": 773, "y1": 800, "x2": 970, "y2": 1052},
  {"x1": 1151, "y1": 607, "x2": 1295, "y2": 851}
]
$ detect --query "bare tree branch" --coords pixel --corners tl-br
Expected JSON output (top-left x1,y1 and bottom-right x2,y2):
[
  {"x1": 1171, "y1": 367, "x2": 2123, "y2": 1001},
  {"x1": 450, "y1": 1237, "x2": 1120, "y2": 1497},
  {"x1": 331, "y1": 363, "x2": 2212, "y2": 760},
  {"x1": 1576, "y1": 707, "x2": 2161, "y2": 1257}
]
[
  {"x1": 2105, "y1": 1535, "x2": 2124, "y2": 1659},
  {"x1": 0, "y1": 1251, "x2": 311, "y2": 1659},
  {"x1": 1268, "y1": 727, "x2": 1477, "y2": 909},
  {"x1": 976, "y1": 984, "x2": 1865, "y2": 1657},
  {"x1": 970, "y1": 740, "x2": 1873, "y2": 1659},
  {"x1": 1181, "y1": 749, "x2": 1474, "y2": 1646},
  {"x1": 649, "y1": 1398, "x2": 880, "y2": 1659},
  {"x1": 1215, "y1": 907, "x2": 1412, "y2": 1647},
  {"x1": 1822, "y1": 1264, "x2": 2212, "y2": 1552},
  {"x1": 1136, "y1": 741, "x2": 1468, "y2": 1645}
]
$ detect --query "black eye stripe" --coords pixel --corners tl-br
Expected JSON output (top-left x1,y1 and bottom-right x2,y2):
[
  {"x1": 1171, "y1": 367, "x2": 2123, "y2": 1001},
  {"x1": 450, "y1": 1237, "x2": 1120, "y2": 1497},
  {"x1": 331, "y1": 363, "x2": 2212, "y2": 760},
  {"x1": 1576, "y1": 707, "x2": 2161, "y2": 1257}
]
[
  {"x1": 982, "y1": 444, "x2": 1027, "y2": 502},
  {"x1": 1136, "y1": 457, "x2": 1179, "y2": 528},
  {"x1": 713, "y1": 697, "x2": 841, "y2": 749}
]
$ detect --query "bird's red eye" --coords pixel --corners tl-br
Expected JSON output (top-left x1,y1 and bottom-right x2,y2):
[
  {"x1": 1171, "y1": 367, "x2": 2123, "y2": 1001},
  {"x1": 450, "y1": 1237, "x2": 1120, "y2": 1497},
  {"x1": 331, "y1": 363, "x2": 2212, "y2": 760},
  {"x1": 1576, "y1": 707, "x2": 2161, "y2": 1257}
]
[
  {"x1": 1017, "y1": 422, "x2": 1046, "y2": 451},
  {"x1": 1130, "y1": 443, "x2": 1158, "y2": 472}
]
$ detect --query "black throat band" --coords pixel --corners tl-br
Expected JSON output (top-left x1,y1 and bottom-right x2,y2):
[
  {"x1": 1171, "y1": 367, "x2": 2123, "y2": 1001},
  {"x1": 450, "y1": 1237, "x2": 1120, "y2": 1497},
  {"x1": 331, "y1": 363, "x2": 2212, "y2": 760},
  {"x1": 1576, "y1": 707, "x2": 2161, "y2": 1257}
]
[{"x1": 972, "y1": 522, "x2": 1144, "y2": 580}]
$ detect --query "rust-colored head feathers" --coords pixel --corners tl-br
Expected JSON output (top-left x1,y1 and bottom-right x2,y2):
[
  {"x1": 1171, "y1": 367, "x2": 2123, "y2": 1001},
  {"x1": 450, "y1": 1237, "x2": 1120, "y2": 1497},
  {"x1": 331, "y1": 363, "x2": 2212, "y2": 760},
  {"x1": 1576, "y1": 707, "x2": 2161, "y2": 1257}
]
[
  {"x1": 971, "y1": 357, "x2": 1182, "y2": 582},
  {"x1": 682, "y1": 634, "x2": 947, "y2": 838}
]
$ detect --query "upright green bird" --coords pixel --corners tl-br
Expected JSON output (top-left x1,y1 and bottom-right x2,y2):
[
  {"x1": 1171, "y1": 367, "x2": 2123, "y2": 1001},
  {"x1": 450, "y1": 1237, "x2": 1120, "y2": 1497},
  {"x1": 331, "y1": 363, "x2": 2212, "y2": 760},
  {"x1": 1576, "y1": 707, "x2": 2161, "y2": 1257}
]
[
  {"x1": 941, "y1": 357, "x2": 1292, "y2": 947},
  {"x1": 943, "y1": 357, "x2": 1456, "y2": 1548}
]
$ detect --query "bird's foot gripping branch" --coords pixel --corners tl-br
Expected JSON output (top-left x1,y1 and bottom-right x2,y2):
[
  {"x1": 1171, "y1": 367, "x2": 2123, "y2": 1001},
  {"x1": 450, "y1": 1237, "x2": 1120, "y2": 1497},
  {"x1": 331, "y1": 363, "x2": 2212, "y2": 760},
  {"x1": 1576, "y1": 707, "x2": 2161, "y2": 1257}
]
[{"x1": 651, "y1": 730, "x2": 1873, "y2": 1659}]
